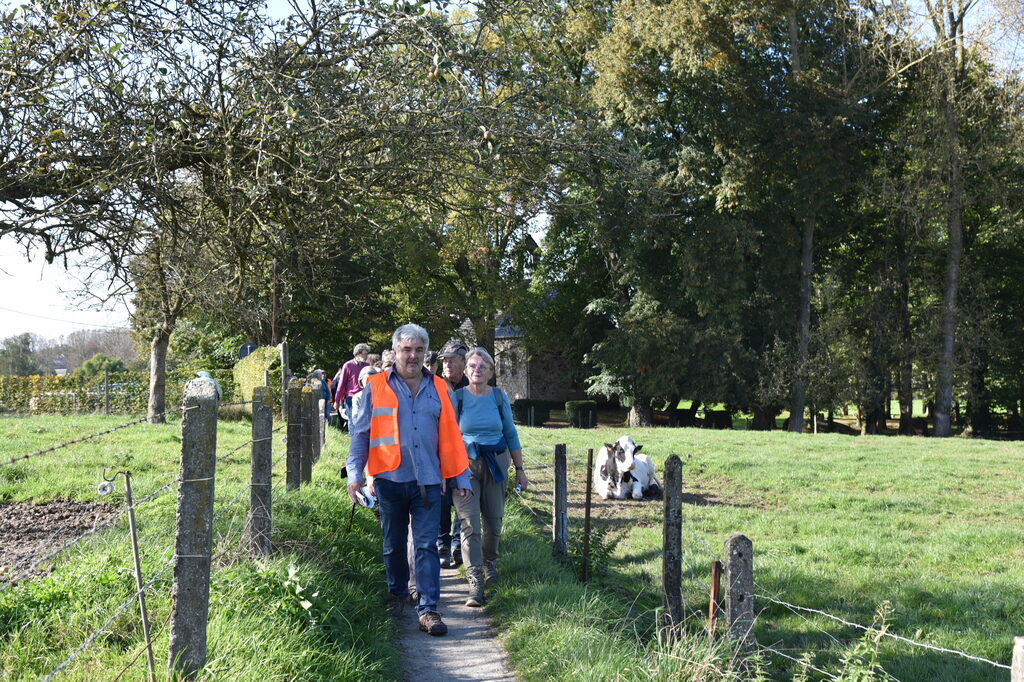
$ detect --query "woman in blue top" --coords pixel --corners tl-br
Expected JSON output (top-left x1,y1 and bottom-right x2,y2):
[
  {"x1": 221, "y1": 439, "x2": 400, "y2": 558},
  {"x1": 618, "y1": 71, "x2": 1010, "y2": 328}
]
[{"x1": 453, "y1": 347, "x2": 529, "y2": 607}]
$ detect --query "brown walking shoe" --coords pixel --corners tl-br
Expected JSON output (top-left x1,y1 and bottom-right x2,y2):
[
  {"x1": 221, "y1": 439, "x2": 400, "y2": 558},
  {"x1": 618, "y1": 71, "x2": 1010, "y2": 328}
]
[
  {"x1": 387, "y1": 594, "x2": 406, "y2": 618},
  {"x1": 418, "y1": 610, "x2": 448, "y2": 636}
]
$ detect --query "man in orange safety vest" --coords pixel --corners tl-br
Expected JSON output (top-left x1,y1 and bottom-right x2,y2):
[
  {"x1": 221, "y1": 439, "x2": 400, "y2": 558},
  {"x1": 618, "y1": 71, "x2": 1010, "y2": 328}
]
[{"x1": 346, "y1": 323, "x2": 472, "y2": 637}]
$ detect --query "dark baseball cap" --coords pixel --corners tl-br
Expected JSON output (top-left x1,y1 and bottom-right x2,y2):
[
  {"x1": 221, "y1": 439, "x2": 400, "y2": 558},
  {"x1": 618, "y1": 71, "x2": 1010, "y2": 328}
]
[{"x1": 438, "y1": 341, "x2": 468, "y2": 358}]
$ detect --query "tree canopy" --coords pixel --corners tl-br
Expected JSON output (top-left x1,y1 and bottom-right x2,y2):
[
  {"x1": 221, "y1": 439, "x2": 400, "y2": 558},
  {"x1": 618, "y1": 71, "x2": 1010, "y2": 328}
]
[{"x1": 3, "y1": 0, "x2": 1024, "y2": 435}]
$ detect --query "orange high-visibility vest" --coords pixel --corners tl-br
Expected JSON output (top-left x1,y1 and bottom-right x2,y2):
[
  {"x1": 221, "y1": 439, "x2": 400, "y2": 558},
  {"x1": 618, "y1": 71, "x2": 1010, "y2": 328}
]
[{"x1": 366, "y1": 371, "x2": 468, "y2": 479}]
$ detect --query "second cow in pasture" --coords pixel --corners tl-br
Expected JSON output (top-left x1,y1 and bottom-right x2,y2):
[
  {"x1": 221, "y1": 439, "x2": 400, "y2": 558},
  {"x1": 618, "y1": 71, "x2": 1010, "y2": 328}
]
[{"x1": 594, "y1": 436, "x2": 662, "y2": 500}]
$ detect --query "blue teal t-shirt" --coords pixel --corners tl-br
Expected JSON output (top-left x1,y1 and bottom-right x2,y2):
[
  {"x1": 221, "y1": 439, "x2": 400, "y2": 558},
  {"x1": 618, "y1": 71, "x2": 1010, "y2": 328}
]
[{"x1": 454, "y1": 387, "x2": 522, "y2": 459}]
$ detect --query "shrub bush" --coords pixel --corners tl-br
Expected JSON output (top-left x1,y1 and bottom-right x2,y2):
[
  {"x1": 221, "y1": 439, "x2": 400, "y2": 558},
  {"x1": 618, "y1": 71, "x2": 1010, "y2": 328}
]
[
  {"x1": 233, "y1": 346, "x2": 281, "y2": 415},
  {"x1": 511, "y1": 399, "x2": 550, "y2": 426},
  {"x1": 565, "y1": 400, "x2": 597, "y2": 428}
]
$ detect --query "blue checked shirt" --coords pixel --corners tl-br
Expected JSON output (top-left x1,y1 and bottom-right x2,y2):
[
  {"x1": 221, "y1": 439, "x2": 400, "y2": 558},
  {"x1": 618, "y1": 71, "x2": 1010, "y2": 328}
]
[{"x1": 346, "y1": 367, "x2": 470, "y2": 489}]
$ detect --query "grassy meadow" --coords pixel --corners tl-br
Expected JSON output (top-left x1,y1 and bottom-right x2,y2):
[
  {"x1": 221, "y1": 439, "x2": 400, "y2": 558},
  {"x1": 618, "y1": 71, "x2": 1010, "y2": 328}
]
[
  {"x1": 0, "y1": 413, "x2": 1021, "y2": 680},
  {"x1": 505, "y1": 425, "x2": 1024, "y2": 680},
  {"x1": 0, "y1": 414, "x2": 398, "y2": 681}
]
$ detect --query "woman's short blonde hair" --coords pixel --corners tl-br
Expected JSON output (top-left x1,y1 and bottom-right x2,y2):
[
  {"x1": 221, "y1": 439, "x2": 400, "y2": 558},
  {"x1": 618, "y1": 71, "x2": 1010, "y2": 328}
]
[{"x1": 465, "y1": 347, "x2": 494, "y2": 371}]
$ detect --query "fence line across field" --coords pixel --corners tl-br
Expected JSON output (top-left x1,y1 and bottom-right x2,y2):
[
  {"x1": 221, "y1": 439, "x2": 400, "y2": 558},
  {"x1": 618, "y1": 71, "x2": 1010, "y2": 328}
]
[
  {"x1": 0, "y1": 405, "x2": 193, "y2": 469},
  {"x1": 755, "y1": 591, "x2": 1012, "y2": 671},
  {"x1": 526, "y1": 443, "x2": 1023, "y2": 677},
  {"x1": 11, "y1": 380, "x2": 311, "y2": 679}
]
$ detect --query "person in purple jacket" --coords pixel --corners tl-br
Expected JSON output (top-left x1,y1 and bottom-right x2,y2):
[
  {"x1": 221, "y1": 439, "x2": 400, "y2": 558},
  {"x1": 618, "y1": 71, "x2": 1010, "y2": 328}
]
[{"x1": 334, "y1": 343, "x2": 370, "y2": 430}]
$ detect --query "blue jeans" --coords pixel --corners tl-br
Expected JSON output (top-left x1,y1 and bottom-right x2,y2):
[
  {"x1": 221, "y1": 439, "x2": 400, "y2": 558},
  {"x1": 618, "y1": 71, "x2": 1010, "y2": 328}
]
[
  {"x1": 436, "y1": 489, "x2": 462, "y2": 554},
  {"x1": 343, "y1": 396, "x2": 354, "y2": 430},
  {"x1": 375, "y1": 479, "x2": 441, "y2": 615}
]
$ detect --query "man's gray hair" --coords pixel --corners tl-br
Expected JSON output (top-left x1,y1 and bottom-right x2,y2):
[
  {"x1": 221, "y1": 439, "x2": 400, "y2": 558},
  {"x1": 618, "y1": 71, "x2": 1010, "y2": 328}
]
[
  {"x1": 392, "y1": 324, "x2": 429, "y2": 352},
  {"x1": 353, "y1": 343, "x2": 371, "y2": 357}
]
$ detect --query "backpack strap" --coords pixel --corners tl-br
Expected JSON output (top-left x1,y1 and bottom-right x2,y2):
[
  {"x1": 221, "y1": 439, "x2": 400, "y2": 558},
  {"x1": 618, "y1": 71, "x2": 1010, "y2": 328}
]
[
  {"x1": 456, "y1": 387, "x2": 505, "y2": 423},
  {"x1": 493, "y1": 387, "x2": 505, "y2": 422}
]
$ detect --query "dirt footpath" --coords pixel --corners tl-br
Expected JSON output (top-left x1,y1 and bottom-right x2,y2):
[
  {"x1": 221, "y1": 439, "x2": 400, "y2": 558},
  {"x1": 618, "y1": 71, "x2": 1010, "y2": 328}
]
[{"x1": 398, "y1": 568, "x2": 515, "y2": 681}]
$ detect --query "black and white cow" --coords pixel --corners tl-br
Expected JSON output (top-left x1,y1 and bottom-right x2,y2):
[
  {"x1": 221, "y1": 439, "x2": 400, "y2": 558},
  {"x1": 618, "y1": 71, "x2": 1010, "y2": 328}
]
[{"x1": 594, "y1": 435, "x2": 662, "y2": 500}]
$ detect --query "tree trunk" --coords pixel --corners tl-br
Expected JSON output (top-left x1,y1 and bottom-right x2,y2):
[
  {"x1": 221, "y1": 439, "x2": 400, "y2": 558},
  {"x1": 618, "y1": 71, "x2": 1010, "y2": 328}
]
[
  {"x1": 628, "y1": 402, "x2": 653, "y2": 428},
  {"x1": 789, "y1": 214, "x2": 815, "y2": 433},
  {"x1": 148, "y1": 328, "x2": 171, "y2": 424},
  {"x1": 933, "y1": 41, "x2": 965, "y2": 438},
  {"x1": 750, "y1": 406, "x2": 777, "y2": 431},
  {"x1": 897, "y1": 254, "x2": 914, "y2": 435},
  {"x1": 966, "y1": 360, "x2": 990, "y2": 437}
]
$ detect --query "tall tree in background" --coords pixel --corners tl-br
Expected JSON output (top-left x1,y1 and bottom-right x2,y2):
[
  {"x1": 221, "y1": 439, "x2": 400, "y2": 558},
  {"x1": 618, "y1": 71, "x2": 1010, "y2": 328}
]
[
  {"x1": 924, "y1": 0, "x2": 974, "y2": 436},
  {"x1": 0, "y1": 334, "x2": 42, "y2": 376},
  {"x1": 587, "y1": 0, "x2": 882, "y2": 428}
]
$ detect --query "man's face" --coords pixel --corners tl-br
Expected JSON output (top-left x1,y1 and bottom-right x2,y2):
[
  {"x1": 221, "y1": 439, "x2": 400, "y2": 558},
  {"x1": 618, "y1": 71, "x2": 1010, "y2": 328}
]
[
  {"x1": 394, "y1": 338, "x2": 426, "y2": 380},
  {"x1": 442, "y1": 354, "x2": 466, "y2": 383}
]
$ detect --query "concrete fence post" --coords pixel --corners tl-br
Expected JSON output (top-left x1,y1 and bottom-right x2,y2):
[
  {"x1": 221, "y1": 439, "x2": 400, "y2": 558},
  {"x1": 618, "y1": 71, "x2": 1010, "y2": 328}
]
[
  {"x1": 167, "y1": 380, "x2": 218, "y2": 679},
  {"x1": 300, "y1": 385, "x2": 314, "y2": 485},
  {"x1": 248, "y1": 387, "x2": 272, "y2": 558},
  {"x1": 552, "y1": 444, "x2": 568, "y2": 557},
  {"x1": 1012, "y1": 636, "x2": 1023, "y2": 682},
  {"x1": 286, "y1": 378, "x2": 303, "y2": 491},
  {"x1": 724, "y1": 533, "x2": 755, "y2": 654},
  {"x1": 662, "y1": 454, "x2": 683, "y2": 637},
  {"x1": 279, "y1": 341, "x2": 289, "y2": 422}
]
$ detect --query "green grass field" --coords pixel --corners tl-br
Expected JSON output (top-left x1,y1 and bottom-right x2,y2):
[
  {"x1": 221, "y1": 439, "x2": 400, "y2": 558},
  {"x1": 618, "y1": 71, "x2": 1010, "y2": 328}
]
[
  {"x1": 0, "y1": 414, "x2": 398, "y2": 681},
  {"x1": 1, "y1": 414, "x2": 1021, "y2": 680},
  {"x1": 507, "y1": 425, "x2": 1024, "y2": 680}
]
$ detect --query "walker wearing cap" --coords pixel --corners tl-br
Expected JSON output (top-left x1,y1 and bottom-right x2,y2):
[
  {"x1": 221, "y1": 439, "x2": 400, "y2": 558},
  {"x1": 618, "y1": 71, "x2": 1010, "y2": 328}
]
[{"x1": 438, "y1": 341, "x2": 468, "y2": 359}]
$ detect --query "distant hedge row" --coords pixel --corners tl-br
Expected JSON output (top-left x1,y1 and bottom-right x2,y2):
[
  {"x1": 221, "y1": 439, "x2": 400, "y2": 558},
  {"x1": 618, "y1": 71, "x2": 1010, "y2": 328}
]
[
  {"x1": 512, "y1": 399, "x2": 598, "y2": 428},
  {"x1": 0, "y1": 370, "x2": 236, "y2": 415}
]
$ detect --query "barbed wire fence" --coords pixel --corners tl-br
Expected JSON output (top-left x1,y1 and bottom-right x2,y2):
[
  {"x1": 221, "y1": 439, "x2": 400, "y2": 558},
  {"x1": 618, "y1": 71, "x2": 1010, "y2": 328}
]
[
  {"x1": 0, "y1": 375, "x2": 329, "y2": 681},
  {"x1": 510, "y1": 423, "x2": 1024, "y2": 680}
]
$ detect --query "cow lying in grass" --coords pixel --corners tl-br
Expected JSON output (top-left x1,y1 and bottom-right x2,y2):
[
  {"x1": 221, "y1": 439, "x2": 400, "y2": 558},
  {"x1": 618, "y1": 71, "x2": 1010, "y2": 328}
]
[{"x1": 595, "y1": 435, "x2": 662, "y2": 500}]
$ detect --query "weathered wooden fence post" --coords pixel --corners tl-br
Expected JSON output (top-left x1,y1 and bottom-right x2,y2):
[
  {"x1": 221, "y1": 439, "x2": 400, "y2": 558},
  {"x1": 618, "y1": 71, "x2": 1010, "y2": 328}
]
[
  {"x1": 286, "y1": 378, "x2": 303, "y2": 491},
  {"x1": 724, "y1": 533, "x2": 755, "y2": 654},
  {"x1": 279, "y1": 340, "x2": 289, "y2": 422},
  {"x1": 708, "y1": 560, "x2": 723, "y2": 639},
  {"x1": 552, "y1": 444, "x2": 568, "y2": 557},
  {"x1": 662, "y1": 454, "x2": 683, "y2": 638},
  {"x1": 104, "y1": 368, "x2": 110, "y2": 415},
  {"x1": 1012, "y1": 636, "x2": 1023, "y2": 682},
  {"x1": 582, "y1": 448, "x2": 594, "y2": 583},
  {"x1": 167, "y1": 379, "x2": 218, "y2": 679},
  {"x1": 300, "y1": 385, "x2": 314, "y2": 485},
  {"x1": 248, "y1": 387, "x2": 272, "y2": 558}
]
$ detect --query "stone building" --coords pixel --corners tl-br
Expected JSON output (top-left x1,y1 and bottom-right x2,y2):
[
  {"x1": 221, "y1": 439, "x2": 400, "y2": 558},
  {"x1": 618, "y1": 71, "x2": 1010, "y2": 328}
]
[{"x1": 493, "y1": 323, "x2": 587, "y2": 404}]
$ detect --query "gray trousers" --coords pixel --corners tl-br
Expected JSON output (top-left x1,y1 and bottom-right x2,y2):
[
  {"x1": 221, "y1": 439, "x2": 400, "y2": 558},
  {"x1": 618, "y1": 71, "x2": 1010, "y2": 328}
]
[{"x1": 456, "y1": 450, "x2": 509, "y2": 571}]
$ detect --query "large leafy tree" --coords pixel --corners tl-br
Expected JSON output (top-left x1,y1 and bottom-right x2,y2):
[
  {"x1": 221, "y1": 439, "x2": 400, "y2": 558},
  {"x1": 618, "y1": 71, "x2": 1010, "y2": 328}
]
[{"x1": 581, "y1": 0, "x2": 882, "y2": 427}]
